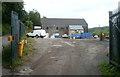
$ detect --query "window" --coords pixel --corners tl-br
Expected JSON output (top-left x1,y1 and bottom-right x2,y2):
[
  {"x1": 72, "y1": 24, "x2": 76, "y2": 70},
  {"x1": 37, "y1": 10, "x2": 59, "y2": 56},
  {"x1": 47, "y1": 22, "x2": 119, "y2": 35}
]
[
  {"x1": 61, "y1": 27, "x2": 64, "y2": 29},
  {"x1": 56, "y1": 27, "x2": 58, "y2": 30},
  {"x1": 46, "y1": 27, "x2": 49, "y2": 29},
  {"x1": 66, "y1": 27, "x2": 68, "y2": 29}
]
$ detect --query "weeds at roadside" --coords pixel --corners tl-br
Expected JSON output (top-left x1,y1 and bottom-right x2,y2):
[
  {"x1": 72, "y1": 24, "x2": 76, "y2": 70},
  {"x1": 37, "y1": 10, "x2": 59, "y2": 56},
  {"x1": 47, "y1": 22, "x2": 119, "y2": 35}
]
[
  {"x1": 0, "y1": 24, "x2": 2, "y2": 36},
  {"x1": 2, "y1": 36, "x2": 35, "y2": 68},
  {"x1": 2, "y1": 45, "x2": 12, "y2": 68},
  {"x1": 99, "y1": 62, "x2": 120, "y2": 77}
]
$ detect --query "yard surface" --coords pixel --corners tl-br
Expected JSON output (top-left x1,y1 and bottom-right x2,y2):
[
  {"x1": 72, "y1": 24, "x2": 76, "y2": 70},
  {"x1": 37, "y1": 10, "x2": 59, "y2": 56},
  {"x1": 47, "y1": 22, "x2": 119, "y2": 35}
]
[{"x1": 3, "y1": 38, "x2": 109, "y2": 75}]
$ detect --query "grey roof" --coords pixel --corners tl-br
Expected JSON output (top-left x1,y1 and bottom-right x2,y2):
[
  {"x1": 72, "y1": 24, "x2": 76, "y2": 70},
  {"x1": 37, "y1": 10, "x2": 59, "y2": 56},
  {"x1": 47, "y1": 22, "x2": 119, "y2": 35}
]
[{"x1": 41, "y1": 18, "x2": 88, "y2": 27}]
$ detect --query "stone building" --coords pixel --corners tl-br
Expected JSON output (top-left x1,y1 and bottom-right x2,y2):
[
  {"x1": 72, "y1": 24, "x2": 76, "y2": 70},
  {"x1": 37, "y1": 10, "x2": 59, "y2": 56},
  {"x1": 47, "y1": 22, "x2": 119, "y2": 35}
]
[{"x1": 41, "y1": 18, "x2": 88, "y2": 37}]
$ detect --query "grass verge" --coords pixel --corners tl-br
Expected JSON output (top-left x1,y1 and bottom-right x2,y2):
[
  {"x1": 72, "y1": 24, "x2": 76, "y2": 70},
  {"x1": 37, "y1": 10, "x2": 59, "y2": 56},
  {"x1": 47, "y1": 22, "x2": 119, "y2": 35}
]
[
  {"x1": 2, "y1": 45, "x2": 12, "y2": 68},
  {"x1": 99, "y1": 62, "x2": 120, "y2": 77},
  {"x1": 2, "y1": 33, "x2": 35, "y2": 68}
]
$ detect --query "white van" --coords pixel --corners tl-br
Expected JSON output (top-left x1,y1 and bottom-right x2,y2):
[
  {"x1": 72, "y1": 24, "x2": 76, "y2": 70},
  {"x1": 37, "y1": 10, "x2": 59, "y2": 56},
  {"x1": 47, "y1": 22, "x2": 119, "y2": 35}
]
[{"x1": 26, "y1": 29, "x2": 46, "y2": 38}]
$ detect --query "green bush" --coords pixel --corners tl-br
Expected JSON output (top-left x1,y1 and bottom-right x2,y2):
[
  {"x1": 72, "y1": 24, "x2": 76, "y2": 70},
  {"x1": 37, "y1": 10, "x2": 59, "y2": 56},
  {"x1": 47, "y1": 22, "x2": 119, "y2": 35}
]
[
  {"x1": 2, "y1": 36, "x2": 35, "y2": 68},
  {"x1": 99, "y1": 62, "x2": 120, "y2": 77},
  {"x1": 2, "y1": 45, "x2": 12, "y2": 68},
  {"x1": 2, "y1": 24, "x2": 11, "y2": 35},
  {"x1": 0, "y1": 24, "x2": 2, "y2": 36}
]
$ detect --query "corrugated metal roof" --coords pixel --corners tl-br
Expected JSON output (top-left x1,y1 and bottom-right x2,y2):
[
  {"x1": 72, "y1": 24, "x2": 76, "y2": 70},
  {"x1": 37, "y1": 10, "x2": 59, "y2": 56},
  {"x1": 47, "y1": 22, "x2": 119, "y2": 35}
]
[
  {"x1": 41, "y1": 18, "x2": 88, "y2": 27},
  {"x1": 69, "y1": 25, "x2": 83, "y2": 30}
]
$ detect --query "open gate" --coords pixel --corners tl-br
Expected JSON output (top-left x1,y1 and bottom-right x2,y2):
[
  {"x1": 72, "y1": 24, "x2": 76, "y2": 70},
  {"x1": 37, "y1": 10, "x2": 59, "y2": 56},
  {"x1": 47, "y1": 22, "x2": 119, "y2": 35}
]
[
  {"x1": 109, "y1": 2, "x2": 120, "y2": 67},
  {"x1": 11, "y1": 11, "x2": 19, "y2": 61},
  {"x1": 11, "y1": 11, "x2": 25, "y2": 61}
]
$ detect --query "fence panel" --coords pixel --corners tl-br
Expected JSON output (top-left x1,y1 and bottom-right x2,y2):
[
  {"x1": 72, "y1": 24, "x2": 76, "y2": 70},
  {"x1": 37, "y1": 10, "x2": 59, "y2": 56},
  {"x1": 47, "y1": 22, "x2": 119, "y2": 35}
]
[
  {"x1": 11, "y1": 11, "x2": 20, "y2": 61},
  {"x1": 19, "y1": 21, "x2": 25, "y2": 39},
  {"x1": 109, "y1": 3, "x2": 120, "y2": 67}
]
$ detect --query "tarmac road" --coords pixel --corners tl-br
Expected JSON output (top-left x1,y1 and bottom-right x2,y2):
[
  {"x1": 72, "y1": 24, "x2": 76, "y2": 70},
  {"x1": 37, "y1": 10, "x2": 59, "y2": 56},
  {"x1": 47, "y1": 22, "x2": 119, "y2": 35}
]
[
  {"x1": 0, "y1": 34, "x2": 10, "y2": 76},
  {"x1": 11, "y1": 38, "x2": 109, "y2": 75},
  {"x1": 2, "y1": 34, "x2": 11, "y2": 47}
]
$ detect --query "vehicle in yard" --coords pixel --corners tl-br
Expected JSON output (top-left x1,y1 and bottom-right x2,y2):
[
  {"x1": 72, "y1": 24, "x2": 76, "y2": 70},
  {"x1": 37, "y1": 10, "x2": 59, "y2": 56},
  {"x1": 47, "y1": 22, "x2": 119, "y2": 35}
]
[
  {"x1": 26, "y1": 29, "x2": 46, "y2": 38},
  {"x1": 33, "y1": 26, "x2": 41, "y2": 30},
  {"x1": 62, "y1": 34, "x2": 69, "y2": 38}
]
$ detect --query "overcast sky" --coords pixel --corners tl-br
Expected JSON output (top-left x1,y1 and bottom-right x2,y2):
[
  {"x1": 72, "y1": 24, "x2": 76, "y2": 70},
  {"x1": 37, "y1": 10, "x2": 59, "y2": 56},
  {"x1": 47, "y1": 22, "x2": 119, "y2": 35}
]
[{"x1": 24, "y1": 0, "x2": 120, "y2": 28}]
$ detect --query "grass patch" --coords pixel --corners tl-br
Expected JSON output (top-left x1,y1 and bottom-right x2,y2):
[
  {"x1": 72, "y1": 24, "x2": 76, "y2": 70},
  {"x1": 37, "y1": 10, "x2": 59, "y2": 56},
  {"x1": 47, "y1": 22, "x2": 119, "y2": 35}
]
[
  {"x1": 23, "y1": 38, "x2": 35, "y2": 56},
  {"x1": 21, "y1": 29, "x2": 36, "y2": 56},
  {"x1": 2, "y1": 33, "x2": 35, "y2": 68},
  {"x1": 99, "y1": 62, "x2": 120, "y2": 77},
  {"x1": 2, "y1": 45, "x2": 12, "y2": 68},
  {"x1": 2, "y1": 44, "x2": 24, "y2": 68}
]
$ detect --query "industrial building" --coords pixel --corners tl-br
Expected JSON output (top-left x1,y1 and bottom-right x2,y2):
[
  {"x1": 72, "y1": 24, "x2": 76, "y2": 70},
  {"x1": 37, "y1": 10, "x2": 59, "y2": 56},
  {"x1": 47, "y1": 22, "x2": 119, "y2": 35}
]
[{"x1": 41, "y1": 18, "x2": 88, "y2": 37}]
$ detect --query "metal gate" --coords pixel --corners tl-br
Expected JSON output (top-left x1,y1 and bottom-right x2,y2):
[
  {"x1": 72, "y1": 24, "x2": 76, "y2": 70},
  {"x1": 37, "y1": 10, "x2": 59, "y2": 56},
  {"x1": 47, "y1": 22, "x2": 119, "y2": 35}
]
[
  {"x1": 11, "y1": 11, "x2": 25, "y2": 61},
  {"x1": 109, "y1": 2, "x2": 120, "y2": 67},
  {"x1": 11, "y1": 11, "x2": 19, "y2": 61},
  {"x1": 19, "y1": 21, "x2": 25, "y2": 40}
]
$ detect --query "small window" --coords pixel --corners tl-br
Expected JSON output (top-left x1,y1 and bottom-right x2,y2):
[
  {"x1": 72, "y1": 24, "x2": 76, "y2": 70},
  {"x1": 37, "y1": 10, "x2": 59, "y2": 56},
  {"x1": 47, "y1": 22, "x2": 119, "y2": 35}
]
[
  {"x1": 66, "y1": 27, "x2": 68, "y2": 29},
  {"x1": 56, "y1": 27, "x2": 58, "y2": 30},
  {"x1": 46, "y1": 27, "x2": 49, "y2": 29}
]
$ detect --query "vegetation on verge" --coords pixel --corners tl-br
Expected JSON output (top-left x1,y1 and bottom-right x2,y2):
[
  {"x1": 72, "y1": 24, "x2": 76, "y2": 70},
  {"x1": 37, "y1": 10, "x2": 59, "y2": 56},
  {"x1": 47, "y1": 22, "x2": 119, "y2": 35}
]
[
  {"x1": 99, "y1": 62, "x2": 120, "y2": 77},
  {"x1": 2, "y1": 24, "x2": 11, "y2": 35},
  {"x1": 2, "y1": 45, "x2": 12, "y2": 67},
  {"x1": 0, "y1": 24, "x2": 2, "y2": 36},
  {"x1": 2, "y1": 34, "x2": 35, "y2": 68}
]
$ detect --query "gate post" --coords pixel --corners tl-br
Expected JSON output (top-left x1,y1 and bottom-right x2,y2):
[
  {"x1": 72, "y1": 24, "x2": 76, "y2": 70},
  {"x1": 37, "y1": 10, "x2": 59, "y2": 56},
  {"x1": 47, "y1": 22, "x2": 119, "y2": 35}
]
[
  {"x1": 109, "y1": 11, "x2": 112, "y2": 63},
  {"x1": 11, "y1": 11, "x2": 20, "y2": 61}
]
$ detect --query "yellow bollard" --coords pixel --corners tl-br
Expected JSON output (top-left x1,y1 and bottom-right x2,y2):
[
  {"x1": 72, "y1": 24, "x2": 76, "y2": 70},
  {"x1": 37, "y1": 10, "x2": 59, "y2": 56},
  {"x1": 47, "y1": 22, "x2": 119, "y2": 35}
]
[
  {"x1": 8, "y1": 36, "x2": 13, "y2": 41},
  {"x1": 18, "y1": 40, "x2": 24, "y2": 57}
]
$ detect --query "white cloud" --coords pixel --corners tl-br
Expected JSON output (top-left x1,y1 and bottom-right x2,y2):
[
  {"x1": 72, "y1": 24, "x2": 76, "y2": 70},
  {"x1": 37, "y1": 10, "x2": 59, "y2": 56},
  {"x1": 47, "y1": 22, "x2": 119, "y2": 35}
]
[{"x1": 24, "y1": 0, "x2": 120, "y2": 28}]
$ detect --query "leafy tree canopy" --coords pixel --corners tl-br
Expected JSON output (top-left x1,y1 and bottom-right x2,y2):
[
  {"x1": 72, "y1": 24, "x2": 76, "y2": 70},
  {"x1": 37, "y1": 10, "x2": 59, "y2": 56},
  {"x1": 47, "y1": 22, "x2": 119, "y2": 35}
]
[
  {"x1": 28, "y1": 9, "x2": 41, "y2": 26},
  {"x1": 89, "y1": 26, "x2": 109, "y2": 35}
]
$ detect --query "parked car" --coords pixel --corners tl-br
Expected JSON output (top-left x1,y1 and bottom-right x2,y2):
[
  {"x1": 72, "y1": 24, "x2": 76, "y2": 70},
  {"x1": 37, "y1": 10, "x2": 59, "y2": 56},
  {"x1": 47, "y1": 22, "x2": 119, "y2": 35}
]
[
  {"x1": 62, "y1": 34, "x2": 68, "y2": 38},
  {"x1": 26, "y1": 29, "x2": 46, "y2": 38}
]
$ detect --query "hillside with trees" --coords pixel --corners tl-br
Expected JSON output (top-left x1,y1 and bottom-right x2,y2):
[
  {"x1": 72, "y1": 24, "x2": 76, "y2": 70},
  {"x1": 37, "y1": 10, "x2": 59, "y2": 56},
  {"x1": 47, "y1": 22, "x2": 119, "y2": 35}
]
[
  {"x1": 2, "y1": 2, "x2": 41, "y2": 36},
  {"x1": 88, "y1": 26, "x2": 109, "y2": 35}
]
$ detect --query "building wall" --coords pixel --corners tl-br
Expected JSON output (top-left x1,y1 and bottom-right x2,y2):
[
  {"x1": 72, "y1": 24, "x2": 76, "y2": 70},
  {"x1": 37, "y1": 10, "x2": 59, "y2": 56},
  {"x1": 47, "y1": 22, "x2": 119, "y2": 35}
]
[
  {"x1": 43, "y1": 26, "x2": 68, "y2": 37},
  {"x1": 43, "y1": 25, "x2": 87, "y2": 37}
]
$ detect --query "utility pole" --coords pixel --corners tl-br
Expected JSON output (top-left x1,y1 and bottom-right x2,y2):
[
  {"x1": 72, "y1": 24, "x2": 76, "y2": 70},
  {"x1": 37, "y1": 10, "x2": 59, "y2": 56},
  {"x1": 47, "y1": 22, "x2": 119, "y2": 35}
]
[{"x1": 99, "y1": 25, "x2": 103, "y2": 41}]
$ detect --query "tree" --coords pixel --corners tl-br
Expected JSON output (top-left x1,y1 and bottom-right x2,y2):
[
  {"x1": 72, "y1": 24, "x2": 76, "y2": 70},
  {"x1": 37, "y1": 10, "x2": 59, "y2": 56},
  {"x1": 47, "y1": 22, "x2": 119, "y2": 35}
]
[
  {"x1": 89, "y1": 26, "x2": 109, "y2": 35},
  {"x1": 28, "y1": 9, "x2": 41, "y2": 26},
  {"x1": 102, "y1": 26, "x2": 109, "y2": 34},
  {"x1": 25, "y1": 20, "x2": 33, "y2": 29},
  {"x1": 43, "y1": 16, "x2": 47, "y2": 18},
  {"x1": 2, "y1": 2, "x2": 25, "y2": 24},
  {"x1": 2, "y1": 2, "x2": 27, "y2": 35}
]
